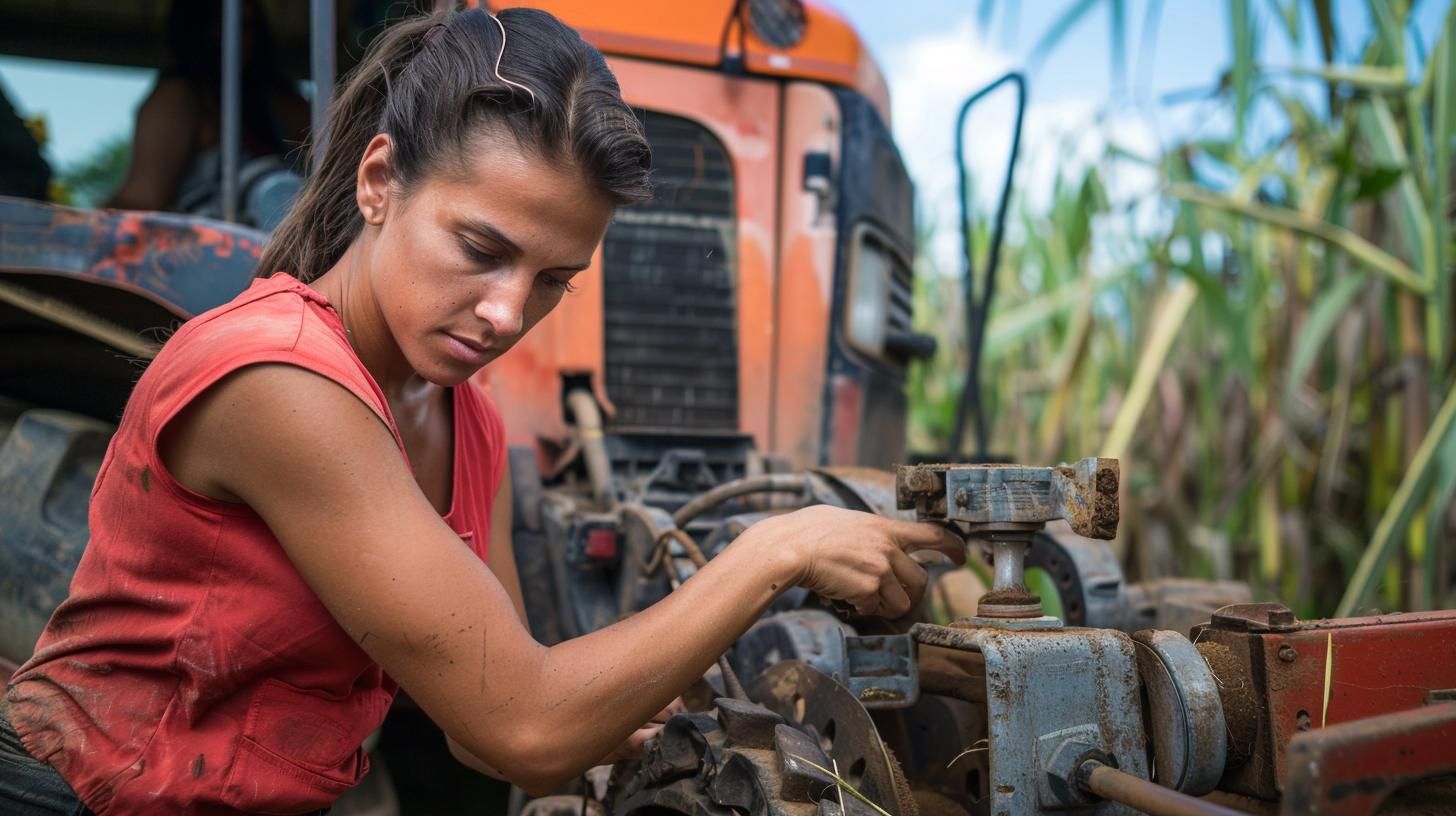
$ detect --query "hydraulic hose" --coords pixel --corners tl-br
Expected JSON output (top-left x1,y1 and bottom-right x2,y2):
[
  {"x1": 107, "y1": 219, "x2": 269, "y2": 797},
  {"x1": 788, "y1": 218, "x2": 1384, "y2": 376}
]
[
  {"x1": 565, "y1": 388, "x2": 615, "y2": 508},
  {"x1": 671, "y1": 474, "x2": 810, "y2": 529},
  {"x1": 1076, "y1": 760, "x2": 1246, "y2": 816}
]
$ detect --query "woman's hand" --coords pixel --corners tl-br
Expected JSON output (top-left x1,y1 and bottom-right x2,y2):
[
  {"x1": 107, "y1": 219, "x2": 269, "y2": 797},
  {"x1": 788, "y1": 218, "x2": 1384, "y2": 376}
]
[
  {"x1": 746, "y1": 506, "x2": 966, "y2": 618},
  {"x1": 596, "y1": 698, "x2": 686, "y2": 764}
]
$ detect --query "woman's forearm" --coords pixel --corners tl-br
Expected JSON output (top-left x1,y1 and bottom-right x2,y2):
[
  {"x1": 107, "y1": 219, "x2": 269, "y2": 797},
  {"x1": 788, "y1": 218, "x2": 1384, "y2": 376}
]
[{"x1": 477, "y1": 528, "x2": 797, "y2": 788}]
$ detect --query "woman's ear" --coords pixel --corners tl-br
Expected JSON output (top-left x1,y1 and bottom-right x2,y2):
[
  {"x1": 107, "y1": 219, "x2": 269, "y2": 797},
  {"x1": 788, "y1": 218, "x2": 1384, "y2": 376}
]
[{"x1": 356, "y1": 133, "x2": 394, "y2": 226}]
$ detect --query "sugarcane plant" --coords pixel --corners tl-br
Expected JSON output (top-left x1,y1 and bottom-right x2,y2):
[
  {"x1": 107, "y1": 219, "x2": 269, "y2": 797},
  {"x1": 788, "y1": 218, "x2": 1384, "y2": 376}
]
[{"x1": 910, "y1": 0, "x2": 1456, "y2": 616}]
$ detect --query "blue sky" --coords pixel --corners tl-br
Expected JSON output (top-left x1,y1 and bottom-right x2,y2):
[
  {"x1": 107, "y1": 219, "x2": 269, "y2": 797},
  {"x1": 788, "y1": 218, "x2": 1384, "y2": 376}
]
[
  {"x1": 1, "y1": 0, "x2": 1447, "y2": 273},
  {"x1": 829, "y1": 0, "x2": 1449, "y2": 272}
]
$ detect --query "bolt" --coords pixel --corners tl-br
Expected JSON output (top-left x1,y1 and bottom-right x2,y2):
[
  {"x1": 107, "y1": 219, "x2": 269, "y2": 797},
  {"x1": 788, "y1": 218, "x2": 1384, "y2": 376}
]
[
  {"x1": 1278, "y1": 644, "x2": 1297, "y2": 663},
  {"x1": 954, "y1": 488, "x2": 970, "y2": 508}
]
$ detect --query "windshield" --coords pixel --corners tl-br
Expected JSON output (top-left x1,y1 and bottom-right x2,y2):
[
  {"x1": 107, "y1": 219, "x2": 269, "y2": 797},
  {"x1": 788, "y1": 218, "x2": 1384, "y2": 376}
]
[{"x1": 0, "y1": 56, "x2": 154, "y2": 207}]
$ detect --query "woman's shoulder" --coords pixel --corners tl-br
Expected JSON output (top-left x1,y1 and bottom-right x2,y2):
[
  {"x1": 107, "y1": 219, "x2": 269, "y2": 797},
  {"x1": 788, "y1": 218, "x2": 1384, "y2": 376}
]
[
  {"x1": 144, "y1": 275, "x2": 358, "y2": 402},
  {"x1": 174, "y1": 275, "x2": 330, "y2": 349}
]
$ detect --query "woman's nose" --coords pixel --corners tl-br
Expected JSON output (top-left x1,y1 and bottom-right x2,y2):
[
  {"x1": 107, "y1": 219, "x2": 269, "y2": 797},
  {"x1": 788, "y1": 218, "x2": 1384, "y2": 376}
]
[{"x1": 473, "y1": 273, "x2": 530, "y2": 339}]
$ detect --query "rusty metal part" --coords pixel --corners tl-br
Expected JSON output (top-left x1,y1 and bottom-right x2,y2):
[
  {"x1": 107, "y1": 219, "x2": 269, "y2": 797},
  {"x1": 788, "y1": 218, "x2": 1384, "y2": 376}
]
[
  {"x1": 1279, "y1": 702, "x2": 1456, "y2": 816},
  {"x1": 1029, "y1": 523, "x2": 1252, "y2": 633},
  {"x1": 910, "y1": 622, "x2": 1149, "y2": 816},
  {"x1": 1133, "y1": 630, "x2": 1227, "y2": 795},
  {"x1": 1192, "y1": 604, "x2": 1456, "y2": 800},
  {"x1": 915, "y1": 643, "x2": 986, "y2": 704},
  {"x1": 894, "y1": 458, "x2": 1119, "y2": 539},
  {"x1": 0, "y1": 198, "x2": 265, "y2": 319},
  {"x1": 719, "y1": 655, "x2": 751, "y2": 702},
  {"x1": 975, "y1": 533, "x2": 1042, "y2": 619},
  {"x1": 732, "y1": 611, "x2": 852, "y2": 689},
  {"x1": 611, "y1": 665, "x2": 914, "y2": 816},
  {"x1": 750, "y1": 662, "x2": 912, "y2": 816},
  {"x1": 672, "y1": 474, "x2": 810, "y2": 529},
  {"x1": 1075, "y1": 759, "x2": 1246, "y2": 816},
  {"x1": 717, "y1": 698, "x2": 788, "y2": 748},
  {"x1": 841, "y1": 634, "x2": 917, "y2": 709},
  {"x1": 1121, "y1": 579, "x2": 1254, "y2": 638},
  {"x1": 809, "y1": 467, "x2": 916, "y2": 521},
  {"x1": 894, "y1": 460, "x2": 1119, "y2": 624}
]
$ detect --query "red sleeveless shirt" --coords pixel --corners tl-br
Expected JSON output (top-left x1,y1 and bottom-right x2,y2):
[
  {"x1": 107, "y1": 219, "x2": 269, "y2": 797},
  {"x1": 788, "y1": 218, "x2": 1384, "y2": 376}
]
[{"x1": 6, "y1": 273, "x2": 506, "y2": 815}]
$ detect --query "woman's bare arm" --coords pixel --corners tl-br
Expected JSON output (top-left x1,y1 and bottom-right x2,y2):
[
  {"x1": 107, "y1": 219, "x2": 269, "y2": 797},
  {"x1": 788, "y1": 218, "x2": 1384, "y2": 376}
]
[
  {"x1": 161, "y1": 365, "x2": 962, "y2": 795},
  {"x1": 485, "y1": 464, "x2": 529, "y2": 625}
]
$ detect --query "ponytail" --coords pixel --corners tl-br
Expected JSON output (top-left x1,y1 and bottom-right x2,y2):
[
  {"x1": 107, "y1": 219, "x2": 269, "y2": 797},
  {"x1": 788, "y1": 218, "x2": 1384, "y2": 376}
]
[{"x1": 257, "y1": 8, "x2": 651, "y2": 283}]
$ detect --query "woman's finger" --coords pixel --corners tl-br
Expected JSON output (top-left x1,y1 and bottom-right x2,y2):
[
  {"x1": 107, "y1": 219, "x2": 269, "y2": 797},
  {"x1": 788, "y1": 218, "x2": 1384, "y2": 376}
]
[
  {"x1": 876, "y1": 570, "x2": 913, "y2": 618},
  {"x1": 653, "y1": 697, "x2": 686, "y2": 723},
  {"x1": 887, "y1": 546, "x2": 929, "y2": 608},
  {"x1": 886, "y1": 520, "x2": 966, "y2": 564}
]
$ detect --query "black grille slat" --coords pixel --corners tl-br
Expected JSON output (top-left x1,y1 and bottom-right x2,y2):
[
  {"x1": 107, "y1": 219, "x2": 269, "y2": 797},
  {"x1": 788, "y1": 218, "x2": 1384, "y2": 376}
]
[
  {"x1": 878, "y1": 233, "x2": 915, "y2": 337},
  {"x1": 603, "y1": 112, "x2": 738, "y2": 431}
]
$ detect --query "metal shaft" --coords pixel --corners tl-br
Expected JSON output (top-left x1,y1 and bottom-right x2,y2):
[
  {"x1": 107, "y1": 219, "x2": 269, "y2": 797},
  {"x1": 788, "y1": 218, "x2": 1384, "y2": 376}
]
[
  {"x1": 1077, "y1": 760, "x2": 1246, "y2": 816},
  {"x1": 991, "y1": 539, "x2": 1026, "y2": 590},
  {"x1": 309, "y1": 0, "x2": 336, "y2": 173},
  {"x1": 220, "y1": 0, "x2": 241, "y2": 223}
]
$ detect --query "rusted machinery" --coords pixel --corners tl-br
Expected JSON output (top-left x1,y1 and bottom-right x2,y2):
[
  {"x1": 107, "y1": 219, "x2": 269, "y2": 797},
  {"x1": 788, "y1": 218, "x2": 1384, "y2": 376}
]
[{"x1": 599, "y1": 460, "x2": 1456, "y2": 816}]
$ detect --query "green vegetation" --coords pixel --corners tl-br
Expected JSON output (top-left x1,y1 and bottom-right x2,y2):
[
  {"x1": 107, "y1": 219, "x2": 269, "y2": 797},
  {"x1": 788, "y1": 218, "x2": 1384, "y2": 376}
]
[
  {"x1": 54, "y1": 134, "x2": 130, "y2": 208},
  {"x1": 910, "y1": 0, "x2": 1456, "y2": 617}
]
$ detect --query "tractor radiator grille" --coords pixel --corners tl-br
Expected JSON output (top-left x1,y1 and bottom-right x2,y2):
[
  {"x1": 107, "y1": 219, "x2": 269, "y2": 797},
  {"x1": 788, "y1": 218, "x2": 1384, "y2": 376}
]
[
  {"x1": 602, "y1": 112, "x2": 738, "y2": 431},
  {"x1": 888, "y1": 248, "x2": 914, "y2": 339}
]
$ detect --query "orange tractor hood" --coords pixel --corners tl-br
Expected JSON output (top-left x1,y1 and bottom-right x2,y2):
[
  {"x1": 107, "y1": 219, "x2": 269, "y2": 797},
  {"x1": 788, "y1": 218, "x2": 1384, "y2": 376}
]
[{"x1": 484, "y1": 0, "x2": 892, "y2": 124}]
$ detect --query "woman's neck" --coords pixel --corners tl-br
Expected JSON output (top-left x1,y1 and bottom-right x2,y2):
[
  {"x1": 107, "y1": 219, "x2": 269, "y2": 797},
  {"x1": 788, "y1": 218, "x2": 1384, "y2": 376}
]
[{"x1": 309, "y1": 240, "x2": 435, "y2": 405}]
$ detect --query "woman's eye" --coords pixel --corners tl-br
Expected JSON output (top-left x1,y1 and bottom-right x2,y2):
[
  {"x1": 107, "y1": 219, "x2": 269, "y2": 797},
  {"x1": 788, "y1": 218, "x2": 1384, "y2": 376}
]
[
  {"x1": 458, "y1": 238, "x2": 500, "y2": 266},
  {"x1": 538, "y1": 274, "x2": 578, "y2": 294}
]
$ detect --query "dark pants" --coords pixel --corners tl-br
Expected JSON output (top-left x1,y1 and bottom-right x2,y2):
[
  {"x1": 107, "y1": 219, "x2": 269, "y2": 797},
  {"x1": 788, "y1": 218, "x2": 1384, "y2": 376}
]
[{"x1": 0, "y1": 709, "x2": 93, "y2": 816}]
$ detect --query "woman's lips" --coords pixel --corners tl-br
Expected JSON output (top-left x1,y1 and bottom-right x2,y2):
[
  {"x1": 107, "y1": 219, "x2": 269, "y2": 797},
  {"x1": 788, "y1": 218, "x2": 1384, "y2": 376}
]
[{"x1": 444, "y1": 333, "x2": 492, "y2": 366}]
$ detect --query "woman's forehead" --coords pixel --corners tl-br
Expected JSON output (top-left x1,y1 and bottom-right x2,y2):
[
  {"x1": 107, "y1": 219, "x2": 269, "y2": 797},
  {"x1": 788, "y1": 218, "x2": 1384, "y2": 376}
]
[{"x1": 426, "y1": 142, "x2": 611, "y2": 258}]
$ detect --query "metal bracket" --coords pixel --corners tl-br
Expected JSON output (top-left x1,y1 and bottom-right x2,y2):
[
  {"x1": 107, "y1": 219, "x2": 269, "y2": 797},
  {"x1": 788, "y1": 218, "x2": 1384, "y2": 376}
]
[
  {"x1": 912, "y1": 623, "x2": 1149, "y2": 816},
  {"x1": 895, "y1": 458, "x2": 1119, "y2": 538},
  {"x1": 840, "y1": 633, "x2": 918, "y2": 709}
]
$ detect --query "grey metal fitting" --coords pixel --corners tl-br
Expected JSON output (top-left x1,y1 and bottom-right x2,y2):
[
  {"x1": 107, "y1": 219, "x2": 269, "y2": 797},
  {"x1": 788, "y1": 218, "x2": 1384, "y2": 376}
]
[{"x1": 1037, "y1": 725, "x2": 1106, "y2": 807}]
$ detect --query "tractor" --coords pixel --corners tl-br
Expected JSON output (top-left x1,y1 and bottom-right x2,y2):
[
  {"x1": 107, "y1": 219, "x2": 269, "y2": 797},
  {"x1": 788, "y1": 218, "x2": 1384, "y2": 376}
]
[{"x1": 1, "y1": 2, "x2": 1452, "y2": 815}]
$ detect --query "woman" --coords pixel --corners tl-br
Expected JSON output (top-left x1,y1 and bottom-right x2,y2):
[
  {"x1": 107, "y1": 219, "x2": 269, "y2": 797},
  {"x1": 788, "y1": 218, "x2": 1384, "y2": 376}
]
[{"x1": 1, "y1": 7, "x2": 963, "y2": 815}]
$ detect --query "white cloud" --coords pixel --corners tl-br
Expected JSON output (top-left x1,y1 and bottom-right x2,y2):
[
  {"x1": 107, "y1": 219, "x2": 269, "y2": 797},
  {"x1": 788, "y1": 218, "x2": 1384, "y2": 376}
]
[{"x1": 883, "y1": 18, "x2": 1168, "y2": 278}]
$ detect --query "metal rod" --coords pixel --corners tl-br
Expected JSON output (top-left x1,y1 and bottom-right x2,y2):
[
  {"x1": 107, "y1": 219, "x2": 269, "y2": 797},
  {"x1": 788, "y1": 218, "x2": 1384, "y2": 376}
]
[
  {"x1": 947, "y1": 72, "x2": 1026, "y2": 461},
  {"x1": 0, "y1": 280, "x2": 160, "y2": 359},
  {"x1": 309, "y1": 0, "x2": 336, "y2": 173},
  {"x1": 220, "y1": 0, "x2": 242, "y2": 222},
  {"x1": 990, "y1": 540, "x2": 1026, "y2": 591},
  {"x1": 717, "y1": 655, "x2": 750, "y2": 701},
  {"x1": 671, "y1": 474, "x2": 809, "y2": 529},
  {"x1": 1077, "y1": 760, "x2": 1247, "y2": 816}
]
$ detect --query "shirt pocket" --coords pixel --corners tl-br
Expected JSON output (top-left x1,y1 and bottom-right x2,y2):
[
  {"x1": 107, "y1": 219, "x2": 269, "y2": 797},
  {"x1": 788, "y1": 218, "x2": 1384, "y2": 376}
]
[{"x1": 221, "y1": 677, "x2": 391, "y2": 814}]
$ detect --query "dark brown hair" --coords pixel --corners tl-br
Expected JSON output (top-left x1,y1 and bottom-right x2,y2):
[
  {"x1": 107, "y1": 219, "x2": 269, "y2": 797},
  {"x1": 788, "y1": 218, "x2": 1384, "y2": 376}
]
[{"x1": 258, "y1": 7, "x2": 651, "y2": 282}]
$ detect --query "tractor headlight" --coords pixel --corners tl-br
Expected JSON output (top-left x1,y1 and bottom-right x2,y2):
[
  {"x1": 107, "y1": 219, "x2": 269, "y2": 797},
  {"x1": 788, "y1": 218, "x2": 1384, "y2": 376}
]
[{"x1": 845, "y1": 227, "x2": 893, "y2": 359}]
